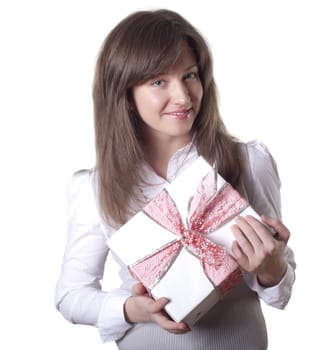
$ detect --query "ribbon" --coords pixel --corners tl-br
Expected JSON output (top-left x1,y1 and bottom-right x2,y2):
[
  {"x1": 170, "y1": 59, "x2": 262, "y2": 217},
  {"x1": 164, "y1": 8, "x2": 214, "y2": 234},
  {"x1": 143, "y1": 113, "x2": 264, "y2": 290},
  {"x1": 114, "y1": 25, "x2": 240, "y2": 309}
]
[{"x1": 130, "y1": 170, "x2": 248, "y2": 296}]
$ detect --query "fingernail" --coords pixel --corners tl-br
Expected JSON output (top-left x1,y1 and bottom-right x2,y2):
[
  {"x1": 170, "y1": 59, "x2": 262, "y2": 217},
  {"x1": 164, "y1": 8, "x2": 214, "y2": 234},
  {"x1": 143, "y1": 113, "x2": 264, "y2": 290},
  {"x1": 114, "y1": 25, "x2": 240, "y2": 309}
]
[
  {"x1": 180, "y1": 323, "x2": 190, "y2": 330},
  {"x1": 160, "y1": 297, "x2": 169, "y2": 304}
]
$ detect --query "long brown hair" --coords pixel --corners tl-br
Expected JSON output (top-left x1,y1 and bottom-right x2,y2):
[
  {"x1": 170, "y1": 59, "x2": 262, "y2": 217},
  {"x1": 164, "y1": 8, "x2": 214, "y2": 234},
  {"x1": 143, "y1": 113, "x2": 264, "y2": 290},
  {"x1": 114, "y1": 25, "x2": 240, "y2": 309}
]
[{"x1": 93, "y1": 9, "x2": 243, "y2": 227}]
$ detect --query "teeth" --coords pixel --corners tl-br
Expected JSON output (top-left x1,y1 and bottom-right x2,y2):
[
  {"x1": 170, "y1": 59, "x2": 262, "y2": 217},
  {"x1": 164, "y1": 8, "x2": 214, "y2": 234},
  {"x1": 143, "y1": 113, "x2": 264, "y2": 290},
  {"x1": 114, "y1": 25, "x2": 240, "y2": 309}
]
[
  {"x1": 172, "y1": 110, "x2": 190, "y2": 115},
  {"x1": 165, "y1": 108, "x2": 192, "y2": 119}
]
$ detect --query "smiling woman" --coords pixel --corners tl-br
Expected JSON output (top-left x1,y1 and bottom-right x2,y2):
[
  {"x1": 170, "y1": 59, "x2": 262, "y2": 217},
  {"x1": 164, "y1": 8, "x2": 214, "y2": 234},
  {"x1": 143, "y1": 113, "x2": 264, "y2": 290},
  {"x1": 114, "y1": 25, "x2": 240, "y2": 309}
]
[
  {"x1": 132, "y1": 44, "x2": 203, "y2": 177},
  {"x1": 133, "y1": 50, "x2": 202, "y2": 139},
  {"x1": 91, "y1": 9, "x2": 244, "y2": 227},
  {"x1": 55, "y1": 8, "x2": 296, "y2": 350}
]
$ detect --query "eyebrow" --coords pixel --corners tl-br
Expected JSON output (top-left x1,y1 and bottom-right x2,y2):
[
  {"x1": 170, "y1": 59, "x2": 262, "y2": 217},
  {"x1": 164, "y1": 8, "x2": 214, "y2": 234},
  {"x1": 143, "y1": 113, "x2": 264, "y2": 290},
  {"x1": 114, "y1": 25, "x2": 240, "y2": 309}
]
[
  {"x1": 184, "y1": 63, "x2": 199, "y2": 71},
  {"x1": 149, "y1": 63, "x2": 199, "y2": 80}
]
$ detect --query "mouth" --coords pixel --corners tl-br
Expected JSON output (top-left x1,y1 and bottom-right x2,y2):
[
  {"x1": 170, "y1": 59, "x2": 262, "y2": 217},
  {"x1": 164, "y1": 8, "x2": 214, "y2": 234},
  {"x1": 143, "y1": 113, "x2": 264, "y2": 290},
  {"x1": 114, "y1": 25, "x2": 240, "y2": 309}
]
[{"x1": 165, "y1": 108, "x2": 193, "y2": 120}]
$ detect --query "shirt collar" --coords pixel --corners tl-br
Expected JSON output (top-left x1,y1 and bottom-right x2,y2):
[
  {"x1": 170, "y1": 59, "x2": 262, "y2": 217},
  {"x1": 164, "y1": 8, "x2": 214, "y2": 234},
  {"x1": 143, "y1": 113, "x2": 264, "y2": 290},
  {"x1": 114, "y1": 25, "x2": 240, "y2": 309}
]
[{"x1": 139, "y1": 142, "x2": 199, "y2": 202}]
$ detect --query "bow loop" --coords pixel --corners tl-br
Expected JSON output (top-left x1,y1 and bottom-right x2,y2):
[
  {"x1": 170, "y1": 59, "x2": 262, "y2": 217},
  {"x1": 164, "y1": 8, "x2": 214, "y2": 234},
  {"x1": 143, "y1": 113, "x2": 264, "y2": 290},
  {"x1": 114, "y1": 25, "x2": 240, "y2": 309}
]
[{"x1": 131, "y1": 170, "x2": 247, "y2": 294}]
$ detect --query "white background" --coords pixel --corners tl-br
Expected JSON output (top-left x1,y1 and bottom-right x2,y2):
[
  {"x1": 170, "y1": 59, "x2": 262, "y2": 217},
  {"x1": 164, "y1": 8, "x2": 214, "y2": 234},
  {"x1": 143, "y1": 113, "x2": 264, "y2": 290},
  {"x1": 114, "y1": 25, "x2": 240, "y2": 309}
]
[{"x1": 0, "y1": 0, "x2": 314, "y2": 349}]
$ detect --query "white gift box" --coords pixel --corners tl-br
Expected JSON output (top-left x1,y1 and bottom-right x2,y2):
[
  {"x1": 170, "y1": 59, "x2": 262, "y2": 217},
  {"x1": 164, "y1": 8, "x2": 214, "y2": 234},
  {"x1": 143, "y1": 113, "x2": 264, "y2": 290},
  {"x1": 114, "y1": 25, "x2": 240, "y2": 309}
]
[{"x1": 107, "y1": 157, "x2": 263, "y2": 326}]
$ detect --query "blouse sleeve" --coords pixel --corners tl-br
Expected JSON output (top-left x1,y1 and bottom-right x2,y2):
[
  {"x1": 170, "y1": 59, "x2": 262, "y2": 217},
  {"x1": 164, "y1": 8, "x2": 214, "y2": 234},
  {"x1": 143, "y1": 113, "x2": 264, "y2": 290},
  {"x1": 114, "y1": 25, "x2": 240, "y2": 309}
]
[
  {"x1": 55, "y1": 170, "x2": 133, "y2": 342},
  {"x1": 241, "y1": 141, "x2": 296, "y2": 309}
]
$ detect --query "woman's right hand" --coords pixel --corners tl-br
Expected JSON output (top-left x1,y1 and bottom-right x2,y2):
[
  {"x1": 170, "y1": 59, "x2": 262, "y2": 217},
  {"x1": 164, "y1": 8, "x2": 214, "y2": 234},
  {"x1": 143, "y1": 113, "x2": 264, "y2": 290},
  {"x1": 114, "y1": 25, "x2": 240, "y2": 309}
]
[{"x1": 124, "y1": 283, "x2": 191, "y2": 334}]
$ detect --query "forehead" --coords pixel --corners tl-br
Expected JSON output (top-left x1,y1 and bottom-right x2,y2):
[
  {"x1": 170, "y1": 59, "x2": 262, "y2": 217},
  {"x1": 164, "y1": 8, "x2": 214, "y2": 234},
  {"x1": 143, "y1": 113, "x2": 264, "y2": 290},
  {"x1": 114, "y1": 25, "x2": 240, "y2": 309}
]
[
  {"x1": 126, "y1": 38, "x2": 199, "y2": 87},
  {"x1": 162, "y1": 43, "x2": 198, "y2": 76},
  {"x1": 174, "y1": 44, "x2": 197, "y2": 68}
]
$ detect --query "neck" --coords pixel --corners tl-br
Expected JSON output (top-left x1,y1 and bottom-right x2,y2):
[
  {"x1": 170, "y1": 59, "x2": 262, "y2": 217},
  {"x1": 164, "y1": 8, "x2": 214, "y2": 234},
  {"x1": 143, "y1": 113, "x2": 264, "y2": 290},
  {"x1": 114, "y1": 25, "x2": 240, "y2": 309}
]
[{"x1": 143, "y1": 135, "x2": 192, "y2": 179}]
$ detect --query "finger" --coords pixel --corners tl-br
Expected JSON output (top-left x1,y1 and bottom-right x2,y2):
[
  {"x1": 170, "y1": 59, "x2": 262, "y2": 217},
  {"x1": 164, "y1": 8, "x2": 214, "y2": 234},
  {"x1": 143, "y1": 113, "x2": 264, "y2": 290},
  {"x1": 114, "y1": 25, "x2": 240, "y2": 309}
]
[
  {"x1": 146, "y1": 297, "x2": 170, "y2": 314},
  {"x1": 132, "y1": 283, "x2": 147, "y2": 296},
  {"x1": 242, "y1": 215, "x2": 276, "y2": 253},
  {"x1": 261, "y1": 215, "x2": 290, "y2": 243},
  {"x1": 153, "y1": 312, "x2": 191, "y2": 333},
  {"x1": 235, "y1": 216, "x2": 266, "y2": 247},
  {"x1": 167, "y1": 326, "x2": 191, "y2": 334},
  {"x1": 231, "y1": 221, "x2": 256, "y2": 257},
  {"x1": 231, "y1": 240, "x2": 250, "y2": 271}
]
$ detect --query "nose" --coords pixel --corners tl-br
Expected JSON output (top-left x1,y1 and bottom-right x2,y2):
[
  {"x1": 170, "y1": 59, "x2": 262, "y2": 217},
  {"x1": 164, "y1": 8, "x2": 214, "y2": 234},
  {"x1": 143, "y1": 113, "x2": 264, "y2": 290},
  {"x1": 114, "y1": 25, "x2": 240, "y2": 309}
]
[{"x1": 171, "y1": 80, "x2": 191, "y2": 105}]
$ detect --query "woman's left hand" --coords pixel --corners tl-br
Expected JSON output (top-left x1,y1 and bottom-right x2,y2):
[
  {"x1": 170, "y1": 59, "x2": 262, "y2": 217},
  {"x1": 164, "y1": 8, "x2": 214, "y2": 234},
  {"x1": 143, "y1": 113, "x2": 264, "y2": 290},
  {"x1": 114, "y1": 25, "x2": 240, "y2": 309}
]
[{"x1": 231, "y1": 215, "x2": 290, "y2": 287}]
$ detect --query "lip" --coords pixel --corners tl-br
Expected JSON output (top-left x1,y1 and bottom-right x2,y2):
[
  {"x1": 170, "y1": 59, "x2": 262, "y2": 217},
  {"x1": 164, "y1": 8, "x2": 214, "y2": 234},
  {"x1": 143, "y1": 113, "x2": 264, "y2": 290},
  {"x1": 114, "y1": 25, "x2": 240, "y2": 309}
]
[{"x1": 165, "y1": 108, "x2": 192, "y2": 120}]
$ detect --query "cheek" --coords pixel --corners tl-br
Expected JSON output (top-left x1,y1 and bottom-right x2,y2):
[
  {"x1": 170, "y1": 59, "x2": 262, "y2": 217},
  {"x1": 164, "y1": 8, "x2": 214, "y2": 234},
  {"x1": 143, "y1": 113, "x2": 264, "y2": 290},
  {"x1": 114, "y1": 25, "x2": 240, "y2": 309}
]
[
  {"x1": 189, "y1": 83, "x2": 203, "y2": 102},
  {"x1": 137, "y1": 92, "x2": 167, "y2": 115},
  {"x1": 196, "y1": 84, "x2": 204, "y2": 101}
]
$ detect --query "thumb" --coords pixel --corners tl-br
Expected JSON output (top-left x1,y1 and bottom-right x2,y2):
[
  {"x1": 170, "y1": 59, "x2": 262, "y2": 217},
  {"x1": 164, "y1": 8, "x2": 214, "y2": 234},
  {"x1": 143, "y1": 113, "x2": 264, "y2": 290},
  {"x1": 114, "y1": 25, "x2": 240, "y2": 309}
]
[
  {"x1": 261, "y1": 215, "x2": 290, "y2": 243},
  {"x1": 132, "y1": 282, "x2": 148, "y2": 296}
]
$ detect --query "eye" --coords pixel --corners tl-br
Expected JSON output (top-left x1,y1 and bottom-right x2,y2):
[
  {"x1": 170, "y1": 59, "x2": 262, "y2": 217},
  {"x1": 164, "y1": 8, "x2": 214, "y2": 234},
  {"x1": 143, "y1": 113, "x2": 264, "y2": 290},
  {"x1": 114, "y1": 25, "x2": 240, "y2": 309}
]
[
  {"x1": 184, "y1": 71, "x2": 199, "y2": 80},
  {"x1": 152, "y1": 79, "x2": 165, "y2": 87}
]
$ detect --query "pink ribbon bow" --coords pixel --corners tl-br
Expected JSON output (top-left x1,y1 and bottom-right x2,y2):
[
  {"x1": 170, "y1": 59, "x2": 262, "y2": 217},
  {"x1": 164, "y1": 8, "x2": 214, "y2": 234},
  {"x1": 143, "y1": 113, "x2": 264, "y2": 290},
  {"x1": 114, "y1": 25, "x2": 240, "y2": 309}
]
[{"x1": 130, "y1": 171, "x2": 248, "y2": 296}]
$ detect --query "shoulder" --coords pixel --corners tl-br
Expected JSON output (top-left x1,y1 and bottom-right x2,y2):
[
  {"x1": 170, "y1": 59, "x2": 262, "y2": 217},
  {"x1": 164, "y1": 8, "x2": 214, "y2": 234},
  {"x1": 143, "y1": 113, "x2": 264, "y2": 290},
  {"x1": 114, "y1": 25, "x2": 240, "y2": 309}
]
[
  {"x1": 69, "y1": 168, "x2": 95, "y2": 186},
  {"x1": 68, "y1": 168, "x2": 97, "y2": 196},
  {"x1": 67, "y1": 168, "x2": 100, "y2": 223},
  {"x1": 240, "y1": 140, "x2": 280, "y2": 182},
  {"x1": 239, "y1": 140, "x2": 282, "y2": 217}
]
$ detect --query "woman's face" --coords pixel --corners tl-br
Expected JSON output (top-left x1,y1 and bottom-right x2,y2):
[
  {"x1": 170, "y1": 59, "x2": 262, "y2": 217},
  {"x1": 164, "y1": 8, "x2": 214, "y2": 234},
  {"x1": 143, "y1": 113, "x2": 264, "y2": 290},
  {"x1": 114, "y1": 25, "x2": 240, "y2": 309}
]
[{"x1": 132, "y1": 43, "x2": 203, "y2": 146}]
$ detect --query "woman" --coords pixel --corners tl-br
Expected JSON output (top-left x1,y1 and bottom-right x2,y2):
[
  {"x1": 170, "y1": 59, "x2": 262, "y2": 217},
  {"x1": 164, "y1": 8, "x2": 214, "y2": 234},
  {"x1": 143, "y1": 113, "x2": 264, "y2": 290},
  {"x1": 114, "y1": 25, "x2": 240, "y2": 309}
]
[{"x1": 55, "y1": 9, "x2": 295, "y2": 349}]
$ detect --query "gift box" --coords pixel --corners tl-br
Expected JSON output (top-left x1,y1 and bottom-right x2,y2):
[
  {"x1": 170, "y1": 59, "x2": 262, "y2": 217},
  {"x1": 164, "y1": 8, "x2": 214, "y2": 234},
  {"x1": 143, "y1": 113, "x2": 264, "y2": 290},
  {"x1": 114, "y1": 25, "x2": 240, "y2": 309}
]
[{"x1": 107, "y1": 156, "x2": 263, "y2": 326}]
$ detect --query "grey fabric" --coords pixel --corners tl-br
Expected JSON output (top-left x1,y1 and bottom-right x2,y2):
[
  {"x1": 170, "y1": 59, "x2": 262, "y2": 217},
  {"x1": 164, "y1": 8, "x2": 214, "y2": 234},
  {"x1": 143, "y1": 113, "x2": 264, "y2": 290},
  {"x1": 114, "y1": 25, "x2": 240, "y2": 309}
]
[{"x1": 116, "y1": 281, "x2": 268, "y2": 350}]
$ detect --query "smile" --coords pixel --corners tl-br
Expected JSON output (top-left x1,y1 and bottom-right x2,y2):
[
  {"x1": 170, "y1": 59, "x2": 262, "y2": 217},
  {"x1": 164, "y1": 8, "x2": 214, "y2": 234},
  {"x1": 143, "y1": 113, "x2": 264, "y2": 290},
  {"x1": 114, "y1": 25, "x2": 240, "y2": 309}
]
[{"x1": 165, "y1": 108, "x2": 192, "y2": 120}]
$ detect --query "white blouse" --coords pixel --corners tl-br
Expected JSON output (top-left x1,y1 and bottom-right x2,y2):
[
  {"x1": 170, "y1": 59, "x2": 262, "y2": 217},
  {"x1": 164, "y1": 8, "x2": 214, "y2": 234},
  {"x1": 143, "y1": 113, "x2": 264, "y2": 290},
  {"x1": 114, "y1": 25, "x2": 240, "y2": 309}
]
[{"x1": 55, "y1": 140, "x2": 296, "y2": 343}]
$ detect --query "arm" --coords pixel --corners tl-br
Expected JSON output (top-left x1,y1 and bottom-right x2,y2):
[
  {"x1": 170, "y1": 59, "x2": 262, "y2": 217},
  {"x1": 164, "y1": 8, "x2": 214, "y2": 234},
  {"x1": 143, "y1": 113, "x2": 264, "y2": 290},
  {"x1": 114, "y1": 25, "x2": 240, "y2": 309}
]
[
  {"x1": 232, "y1": 141, "x2": 296, "y2": 308},
  {"x1": 55, "y1": 170, "x2": 133, "y2": 342}
]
